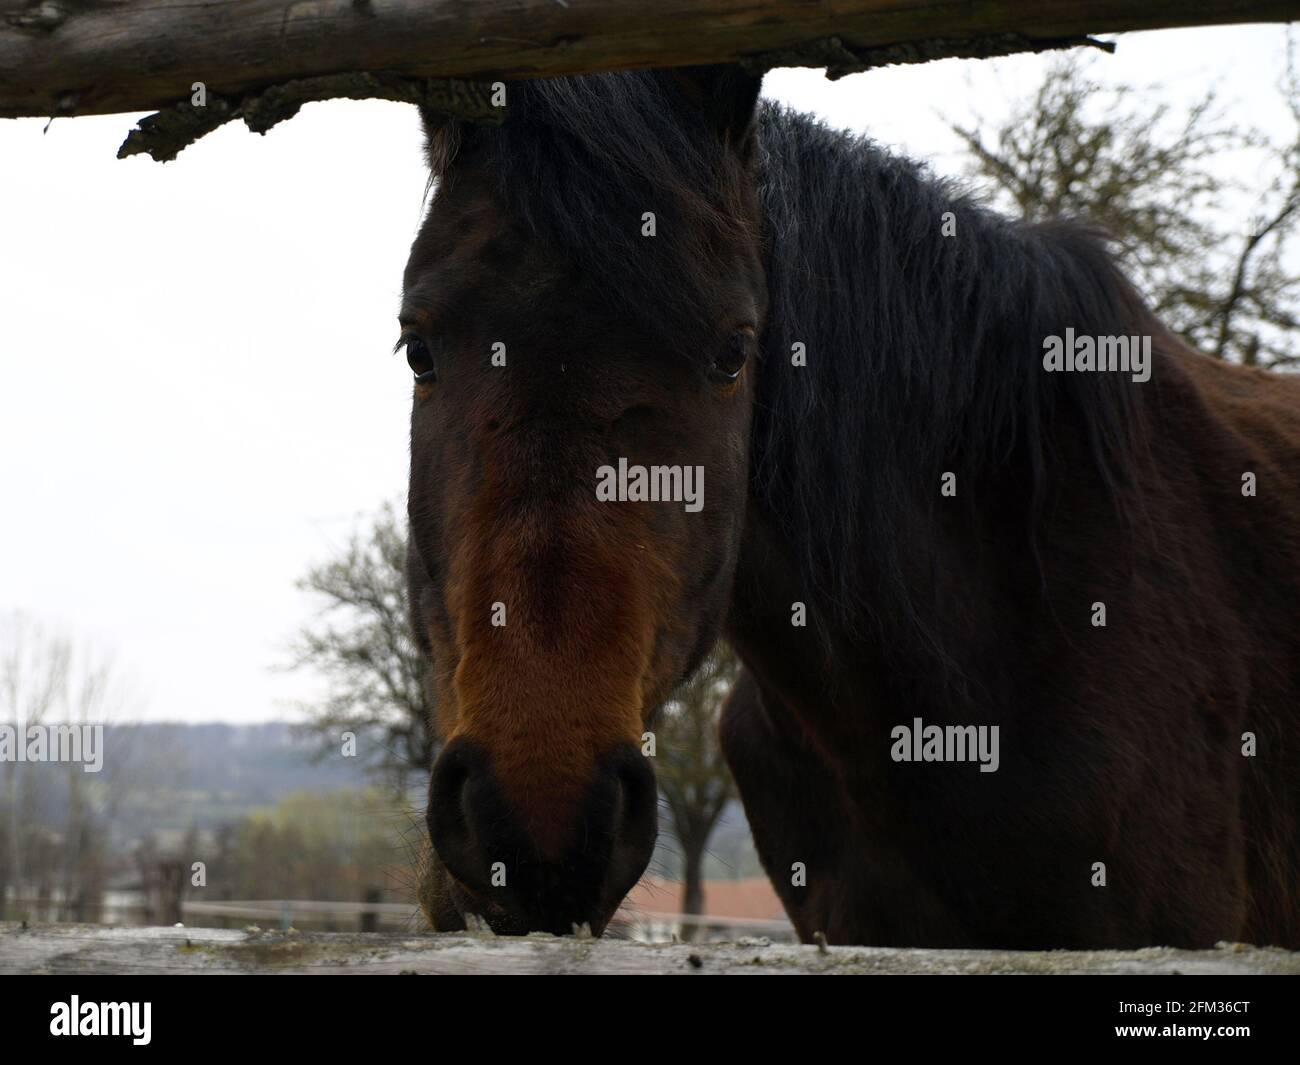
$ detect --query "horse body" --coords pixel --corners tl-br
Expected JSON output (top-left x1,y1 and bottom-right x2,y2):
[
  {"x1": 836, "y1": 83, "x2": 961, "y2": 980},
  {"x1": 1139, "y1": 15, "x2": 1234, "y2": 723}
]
[
  {"x1": 403, "y1": 67, "x2": 1300, "y2": 946},
  {"x1": 725, "y1": 351, "x2": 1300, "y2": 947},
  {"x1": 706, "y1": 101, "x2": 1300, "y2": 949}
]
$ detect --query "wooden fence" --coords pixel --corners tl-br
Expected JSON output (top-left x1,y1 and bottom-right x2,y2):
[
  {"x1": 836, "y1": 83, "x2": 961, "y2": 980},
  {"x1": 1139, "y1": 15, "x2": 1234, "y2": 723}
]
[
  {"x1": 4, "y1": 921, "x2": 1299, "y2": 974},
  {"x1": 5, "y1": 0, "x2": 1299, "y2": 119}
]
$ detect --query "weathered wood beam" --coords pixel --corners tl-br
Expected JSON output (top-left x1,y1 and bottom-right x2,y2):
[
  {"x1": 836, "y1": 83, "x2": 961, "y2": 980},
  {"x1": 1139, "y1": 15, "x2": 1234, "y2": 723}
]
[
  {"x1": 4, "y1": 922, "x2": 1300, "y2": 974},
  {"x1": 3, "y1": 0, "x2": 1298, "y2": 121}
]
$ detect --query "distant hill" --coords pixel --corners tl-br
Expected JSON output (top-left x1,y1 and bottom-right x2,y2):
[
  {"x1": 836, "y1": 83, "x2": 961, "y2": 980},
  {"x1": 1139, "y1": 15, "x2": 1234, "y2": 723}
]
[
  {"x1": 97, "y1": 721, "x2": 375, "y2": 845},
  {"x1": 51, "y1": 721, "x2": 762, "y2": 879}
]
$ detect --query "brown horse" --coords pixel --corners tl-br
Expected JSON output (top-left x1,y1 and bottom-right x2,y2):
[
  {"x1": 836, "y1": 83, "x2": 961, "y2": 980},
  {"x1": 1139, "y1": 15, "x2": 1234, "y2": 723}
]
[{"x1": 401, "y1": 67, "x2": 1300, "y2": 947}]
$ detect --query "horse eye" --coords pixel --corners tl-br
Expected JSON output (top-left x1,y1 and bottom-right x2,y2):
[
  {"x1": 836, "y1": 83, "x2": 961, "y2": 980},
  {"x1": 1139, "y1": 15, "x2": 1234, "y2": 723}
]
[
  {"x1": 402, "y1": 336, "x2": 438, "y2": 383},
  {"x1": 712, "y1": 331, "x2": 749, "y2": 382}
]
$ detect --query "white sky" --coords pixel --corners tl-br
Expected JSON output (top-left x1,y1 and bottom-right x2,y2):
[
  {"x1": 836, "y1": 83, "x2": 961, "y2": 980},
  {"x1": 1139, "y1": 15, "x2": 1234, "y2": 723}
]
[{"x1": 0, "y1": 24, "x2": 1294, "y2": 723}]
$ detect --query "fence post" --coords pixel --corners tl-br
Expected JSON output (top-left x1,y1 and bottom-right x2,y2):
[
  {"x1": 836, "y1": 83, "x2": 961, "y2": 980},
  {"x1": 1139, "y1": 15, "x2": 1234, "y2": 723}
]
[
  {"x1": 153, "y1": 861, "x2": 184, "y2": 925},
  {"x1": 360, "y1": 887, "x2": 381, "y2": 933}
]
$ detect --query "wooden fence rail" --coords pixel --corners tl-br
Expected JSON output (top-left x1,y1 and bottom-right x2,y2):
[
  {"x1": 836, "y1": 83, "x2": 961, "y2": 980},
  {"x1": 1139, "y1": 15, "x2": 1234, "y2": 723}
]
[
  {"x1": 4, "y1": 922, "x2": 1300, "y2": 974},
  {"x1": 3, "y1": 0, "x2": 1299, "y2": 119}
]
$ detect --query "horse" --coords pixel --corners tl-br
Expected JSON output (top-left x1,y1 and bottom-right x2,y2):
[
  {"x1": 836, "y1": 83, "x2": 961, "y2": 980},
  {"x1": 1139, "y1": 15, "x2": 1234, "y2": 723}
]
[{"x1": 401, "y1": 66, "x2": 1300, "y2": 947}]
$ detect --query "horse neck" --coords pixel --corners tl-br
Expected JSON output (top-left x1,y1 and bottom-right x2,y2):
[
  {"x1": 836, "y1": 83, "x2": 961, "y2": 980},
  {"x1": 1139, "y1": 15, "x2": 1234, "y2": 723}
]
[{"x1": 742, "y1": 109, "x2": 1147, "y2": 718}]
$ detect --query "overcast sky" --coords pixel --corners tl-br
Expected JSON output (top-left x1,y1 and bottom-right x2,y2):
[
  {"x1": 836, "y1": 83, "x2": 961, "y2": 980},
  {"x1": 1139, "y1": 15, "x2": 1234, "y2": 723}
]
[{"x1": 0, "y1": 24, "x2": 1294, "y2": 723}]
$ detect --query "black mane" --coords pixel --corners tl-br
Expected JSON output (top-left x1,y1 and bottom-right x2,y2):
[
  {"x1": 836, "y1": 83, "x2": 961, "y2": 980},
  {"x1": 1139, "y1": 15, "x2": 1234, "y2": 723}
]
[
  {"x1": 753, "y1": 102, "x2": 1148, "y2": 658},
  {"x1": 446, "y1": 72, "x2": 1150, "y2": 662}
]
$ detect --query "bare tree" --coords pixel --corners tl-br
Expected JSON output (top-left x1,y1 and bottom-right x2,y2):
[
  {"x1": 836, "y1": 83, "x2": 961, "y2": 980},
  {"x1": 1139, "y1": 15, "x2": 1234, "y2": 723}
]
[
  {"x1": 654, "y1": 644, "x2": 740, "y2": 937},
  {"x1": 952, "y1": 48, "x2": 1300, "y2": 368},
  {"x1": 0, "y1": 612, "x2": 64, "y2": 915},
  {"x1": 289, "y1": 504, "x2": 435, "y2": 794},
  {"x1": 0, "y1": 612, "x2": 133, "y2": 921}
]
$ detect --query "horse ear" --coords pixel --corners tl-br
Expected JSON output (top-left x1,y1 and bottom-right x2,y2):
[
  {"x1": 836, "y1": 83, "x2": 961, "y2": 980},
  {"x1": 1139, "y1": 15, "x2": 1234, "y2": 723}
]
[
  {"x1": 670, "y1": 64, "x2": 763, "y2": 157},
  {"x1": 420, "y1": 110, "x2": 470, "y2": 178}
]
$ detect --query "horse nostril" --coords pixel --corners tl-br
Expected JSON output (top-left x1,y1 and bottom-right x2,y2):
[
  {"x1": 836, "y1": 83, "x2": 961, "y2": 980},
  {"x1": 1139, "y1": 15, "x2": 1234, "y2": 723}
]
[
  {"x1": 607, "y1": 747, "x2": 659, "y2": 879},
  {"x1": 428, "y1": 741, "x2": 484, "y2": 887},
  {"x1": 429, "y1": 747, "x2": 467, "y2": 826},
  {"x1": 617, "y1": 754, "x2": 656, "y2": 826}
]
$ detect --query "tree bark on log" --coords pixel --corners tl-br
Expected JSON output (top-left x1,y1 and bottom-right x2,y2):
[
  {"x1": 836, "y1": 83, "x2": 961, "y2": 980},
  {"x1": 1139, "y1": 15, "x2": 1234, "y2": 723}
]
[{"x1": 3, "y1": 0, "x2": 1298, "y2": 120}]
